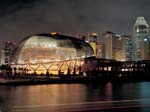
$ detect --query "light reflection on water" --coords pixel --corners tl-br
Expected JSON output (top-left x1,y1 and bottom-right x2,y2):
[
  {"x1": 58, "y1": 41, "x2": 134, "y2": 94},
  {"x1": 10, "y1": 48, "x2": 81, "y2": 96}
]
[{"x1": 0, "y1": 82, "x2": 150, "y2": 111}]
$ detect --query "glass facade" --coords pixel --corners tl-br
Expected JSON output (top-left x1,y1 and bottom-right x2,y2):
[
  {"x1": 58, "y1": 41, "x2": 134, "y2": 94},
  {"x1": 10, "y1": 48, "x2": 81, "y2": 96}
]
[
  {"x1": 11, "y1": 34, "x2": 94, "y2": 75},
  {"x1": 133, "y1": 17, "x2": 150, "y2": 60}
]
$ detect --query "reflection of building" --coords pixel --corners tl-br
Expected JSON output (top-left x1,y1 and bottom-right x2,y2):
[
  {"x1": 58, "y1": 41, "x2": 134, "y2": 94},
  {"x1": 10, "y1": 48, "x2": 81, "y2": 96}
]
[
  {"x1": 133, "y1": 16, "x2": 150, "y2": 60},
  {"x1": 4, "y1": 41, "x2": 16, "y2": 65},
  {"x1": 11, "y1": 33, "x2": 94, "y2": 75}
]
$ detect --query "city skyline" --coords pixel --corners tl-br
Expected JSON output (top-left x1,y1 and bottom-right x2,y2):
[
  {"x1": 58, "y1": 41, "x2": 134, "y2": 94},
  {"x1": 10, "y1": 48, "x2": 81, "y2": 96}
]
[
  {"x1": 0, "y1": 1, "x2": 150, "y2": 111},
  {"x1": 1, "y1": 0, "x2": 150, "y2": 47}
]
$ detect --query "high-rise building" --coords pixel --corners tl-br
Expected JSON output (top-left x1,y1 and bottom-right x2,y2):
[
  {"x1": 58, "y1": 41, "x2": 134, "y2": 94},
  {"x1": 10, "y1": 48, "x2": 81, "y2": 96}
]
[
  {"x1": 122, "y1": 35, "x2": 132, "y2": 61},
  {"x1": 96, "y1": 42, "x2": 103, "y2": 58},
  {"x1": 103, "y1": 31, "x2": 127, "y2": 61},
  {"x1": 112, "y1": 35, "x2": 126, "y2": 61},
  {"x1": 0, "y1": 48, "x2": 5, "y2": 65},
  {"x1": 102, "y1": 31, "x2": 113, "y2": 59},
  {"x1": 133, "y1": 16, "x2": 150, "y2": 60},
  {"x1": 88, "y1": 33, "x2": 98, "y2": 56},
  {"x1": 4, "y1": 41, "x2": 16, "y2": 65}
]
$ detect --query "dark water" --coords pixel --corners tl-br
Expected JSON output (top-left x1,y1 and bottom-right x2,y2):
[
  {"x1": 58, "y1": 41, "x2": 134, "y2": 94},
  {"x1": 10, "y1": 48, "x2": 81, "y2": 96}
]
[{"x1": 0, "y1": 82, "x2": 150, "y2": 112}]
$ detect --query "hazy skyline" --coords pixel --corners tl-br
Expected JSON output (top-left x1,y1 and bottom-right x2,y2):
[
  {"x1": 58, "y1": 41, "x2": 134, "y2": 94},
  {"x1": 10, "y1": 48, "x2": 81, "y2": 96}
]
[{"x1": 0, "y1": 0, "x2": 150, "y2": 47}]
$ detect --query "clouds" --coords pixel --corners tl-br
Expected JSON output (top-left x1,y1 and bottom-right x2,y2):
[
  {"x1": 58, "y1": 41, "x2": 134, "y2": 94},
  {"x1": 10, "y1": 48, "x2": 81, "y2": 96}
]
[
  {"x1": 0, "y1": 0, "x2": 150, "y2": 46},
  {"x1": 0, "y1": 0, "x2": 37, "y2": 17}
]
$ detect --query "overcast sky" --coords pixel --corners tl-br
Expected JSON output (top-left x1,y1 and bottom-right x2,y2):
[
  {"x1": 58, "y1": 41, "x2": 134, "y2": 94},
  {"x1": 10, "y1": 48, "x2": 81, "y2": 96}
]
[{"x1": 0, "y1": 0, "x2": 150, "y2": 47}]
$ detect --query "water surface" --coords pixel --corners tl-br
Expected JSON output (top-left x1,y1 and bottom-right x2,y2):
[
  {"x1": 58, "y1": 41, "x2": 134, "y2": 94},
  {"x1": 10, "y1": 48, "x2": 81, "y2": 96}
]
[{"x1": 0, "y1": 82, "x2": 150, "y2": 112}]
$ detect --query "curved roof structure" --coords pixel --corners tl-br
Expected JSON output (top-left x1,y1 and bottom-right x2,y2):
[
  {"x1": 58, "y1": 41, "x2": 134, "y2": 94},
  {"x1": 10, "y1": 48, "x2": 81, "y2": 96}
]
[{"x1": 11, "y1": 33, "x2": 94, "y2": 65}]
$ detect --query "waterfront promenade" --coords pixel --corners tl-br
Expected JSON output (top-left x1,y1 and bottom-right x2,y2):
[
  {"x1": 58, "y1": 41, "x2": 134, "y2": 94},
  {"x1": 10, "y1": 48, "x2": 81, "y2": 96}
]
[
  {"x1": 0, "y1": 73, "x2": 150, "y2": 86},
  {"x1": 0, "y1": 59, "x2": 149, "y2": 85}
]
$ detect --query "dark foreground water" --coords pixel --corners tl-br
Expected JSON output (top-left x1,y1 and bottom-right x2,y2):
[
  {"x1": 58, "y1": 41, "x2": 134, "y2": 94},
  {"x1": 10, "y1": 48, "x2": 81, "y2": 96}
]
[{"x1": 0, "y1": 82, "x2": 150, "y2": 112}]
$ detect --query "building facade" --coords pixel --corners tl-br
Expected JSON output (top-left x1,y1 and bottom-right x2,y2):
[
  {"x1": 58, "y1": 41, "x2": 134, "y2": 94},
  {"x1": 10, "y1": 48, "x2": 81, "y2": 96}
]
[
  {"x1": 11, "y1": 33, "x2": 94, "y2": 75},
  {"x1": 122, "y1": 35, "x2": 132, "y2": 61},
  {"x1": 4, "y1": 41, "x2": 16, "y2": 65},
  {"x1": 103, "y1": 31, "x2": 132, "y2": 61},
  {"x1": 88, "y1": 33, "x2": 98, "y2": 56},
  {"x1": 103, "y1": 31, "x2": 113, "y2": 59},
  {"x1": 0, "y1": 48, "x2": 5, "y2": 65},
  {"x1": 133, "y1": 16, "x2": 150, "y2": 60}
]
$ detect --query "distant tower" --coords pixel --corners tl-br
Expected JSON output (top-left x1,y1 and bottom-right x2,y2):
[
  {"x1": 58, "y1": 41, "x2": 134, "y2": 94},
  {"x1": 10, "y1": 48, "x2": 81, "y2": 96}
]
[
  {"x1": 102, "y1": 31, "x2": 114, "y2": 59},
  {"x1": 122, "y1": 35, "x2": 132, "y2": 61},
  {"x1": 113, "y1": 35, "x2": 126, "y2": 61},
  {"x1": 4, "y1": 41, "x2": 16, "y2": 65},
  {"x1": 88, "y1": 33, "x2": 98, "y2": 56},
  {"x1": 133, "y1": 16, "x2": 150, "y2": 60},
  {"x1": 96, "y1": 42, "x2": 103, "y2": 58},
  {"x1": 0, "y1": 48, "x2": 5, "y2": 65},
  {"x1": 103, "y1": 31, "x2": 127, "y2": 61}
]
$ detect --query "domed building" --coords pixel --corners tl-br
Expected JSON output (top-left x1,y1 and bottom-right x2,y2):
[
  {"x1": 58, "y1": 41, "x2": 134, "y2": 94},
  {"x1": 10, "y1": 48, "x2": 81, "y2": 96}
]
[{"x1": 11, "y1": 33, "x2": 94, "y2": 75}]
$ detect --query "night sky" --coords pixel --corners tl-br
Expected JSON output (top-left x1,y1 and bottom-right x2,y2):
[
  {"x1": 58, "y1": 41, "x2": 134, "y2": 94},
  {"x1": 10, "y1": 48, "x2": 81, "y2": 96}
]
[{"x1": 0, "y1": 0, "x2": 150, "y2": 47}]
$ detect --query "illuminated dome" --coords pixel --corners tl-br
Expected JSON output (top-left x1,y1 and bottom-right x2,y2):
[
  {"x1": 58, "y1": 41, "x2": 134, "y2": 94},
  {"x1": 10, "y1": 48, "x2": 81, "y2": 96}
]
[{"x1": 12, "y1": 33, "x2": 94, "y2": 65}]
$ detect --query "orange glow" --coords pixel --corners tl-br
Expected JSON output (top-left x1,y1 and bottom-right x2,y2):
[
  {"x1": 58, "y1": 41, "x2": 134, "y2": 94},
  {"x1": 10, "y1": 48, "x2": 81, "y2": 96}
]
[
  {"x1": 13, "y1": 60, "x2": 84, "y2": 75},
  {"x1": 89, "y1": 42, "x2": 96, "y2": 55},
  {"x1": 51, "y1": 32, "x2": 58, "y2": 35},
  {"x1": 11, "y1": 34, "x2": 94, "y2": 76},
  {"x1": 92, "y1": 33, "x2": 97, "y2": 36}
]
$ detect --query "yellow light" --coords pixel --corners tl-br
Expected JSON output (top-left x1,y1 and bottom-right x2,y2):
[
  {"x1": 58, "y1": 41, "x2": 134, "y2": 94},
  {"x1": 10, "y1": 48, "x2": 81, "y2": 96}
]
[
  {"x1": 51, "y1": 32, "x2": 57, "y2": 35},
  {"x1": 89, "y1": 42, "x2": 96, "y2": 55},
  {"x1": 92, "y1": 33, "x2": 97, "y2": 36}
]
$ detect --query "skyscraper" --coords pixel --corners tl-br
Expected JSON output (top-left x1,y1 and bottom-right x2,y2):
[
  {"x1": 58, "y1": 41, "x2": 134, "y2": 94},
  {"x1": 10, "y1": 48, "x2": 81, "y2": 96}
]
[
  {"x1": 0, "y1": 48, "x2": 5, "y2": 65},
  {"x1": 133, "y1": 16, "x2": 150, "y2": 61},
  {"x1": 103, "y1": 31, "x2": 131, "y2": 61},
  {"x1": 88, "y1": 33, "x2": 98, "y2": 56},
  {"x1": 102, "y1": 31, "x2": 113, "y2": 59},
  {"x1": 4, "y1": 41, "x2": 16, "y2": 65},
  {"x1": 122, "y1": 35, "x2": 132, "y2": 61}
]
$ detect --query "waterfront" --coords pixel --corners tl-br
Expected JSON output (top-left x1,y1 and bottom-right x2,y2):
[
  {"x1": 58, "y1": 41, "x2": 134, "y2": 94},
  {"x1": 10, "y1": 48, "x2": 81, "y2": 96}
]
[{"x1": 0, "y1": 82, "x2": 150, "y2": 112}]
